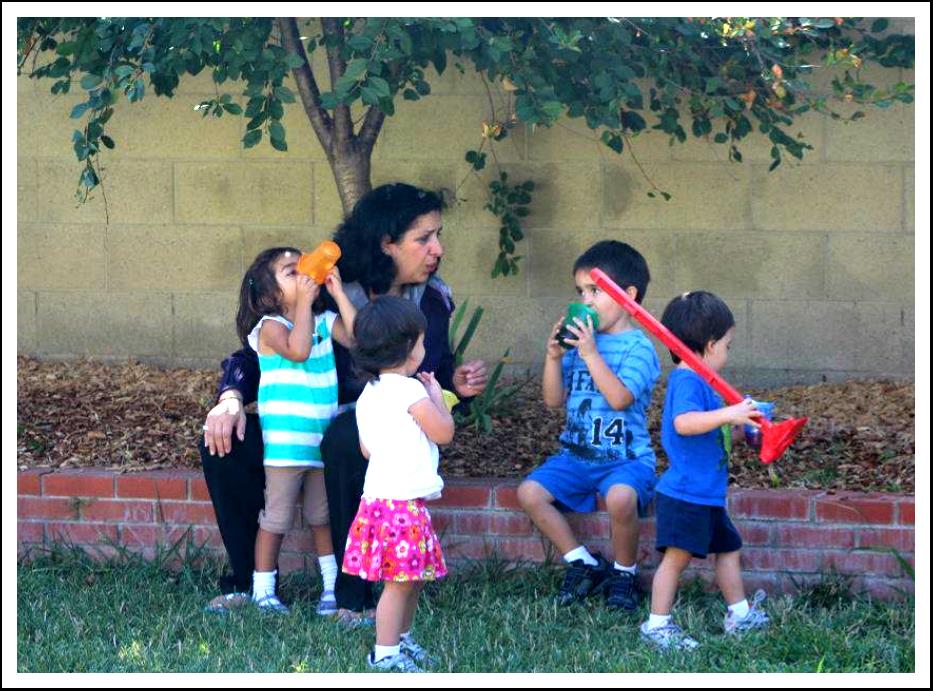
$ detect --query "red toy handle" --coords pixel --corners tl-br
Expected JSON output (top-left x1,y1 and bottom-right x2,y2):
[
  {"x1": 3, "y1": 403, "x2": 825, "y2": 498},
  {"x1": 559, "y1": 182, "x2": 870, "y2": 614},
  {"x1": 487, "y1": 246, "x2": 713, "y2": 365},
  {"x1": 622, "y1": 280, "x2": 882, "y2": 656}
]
[
  {"x1": 590, "y1": 268, "x2": 807, "y2": 464},
  {"x1": 589, "y1": 269, "x2": 745, "y2": 405}
]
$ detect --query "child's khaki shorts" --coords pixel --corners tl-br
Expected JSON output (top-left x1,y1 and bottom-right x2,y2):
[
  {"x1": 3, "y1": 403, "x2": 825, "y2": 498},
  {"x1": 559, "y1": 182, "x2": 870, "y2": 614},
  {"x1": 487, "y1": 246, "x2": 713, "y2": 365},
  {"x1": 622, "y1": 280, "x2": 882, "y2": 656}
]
[{"x1": 259, "y1": 466, "x2": 330, "y2": 534}]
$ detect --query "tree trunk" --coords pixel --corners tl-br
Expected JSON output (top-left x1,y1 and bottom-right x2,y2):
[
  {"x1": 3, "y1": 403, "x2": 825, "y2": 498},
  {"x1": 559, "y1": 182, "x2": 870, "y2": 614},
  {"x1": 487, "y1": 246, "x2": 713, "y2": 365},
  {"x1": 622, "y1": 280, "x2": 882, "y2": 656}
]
[{"x1": 328, "y1": 140, "x2": 372, "y2": 215}]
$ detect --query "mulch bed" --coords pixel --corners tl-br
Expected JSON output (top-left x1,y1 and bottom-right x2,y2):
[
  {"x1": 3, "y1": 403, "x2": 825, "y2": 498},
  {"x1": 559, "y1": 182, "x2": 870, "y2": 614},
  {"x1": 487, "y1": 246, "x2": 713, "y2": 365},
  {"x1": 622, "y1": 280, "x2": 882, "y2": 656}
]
[{"x1": 17, "y1": 356, "x2": 914, "y2": 493}]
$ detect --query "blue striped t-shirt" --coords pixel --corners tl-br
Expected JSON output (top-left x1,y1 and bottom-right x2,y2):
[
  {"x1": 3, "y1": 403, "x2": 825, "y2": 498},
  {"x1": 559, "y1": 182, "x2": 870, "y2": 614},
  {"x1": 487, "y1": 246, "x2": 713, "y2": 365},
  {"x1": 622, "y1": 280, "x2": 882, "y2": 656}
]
[
  {"x1": 560, "y1": 328, "x2": 660, "y2": 467},
  {"x1": 247, "y1": 313, "x2": 339, "y2": 468}
]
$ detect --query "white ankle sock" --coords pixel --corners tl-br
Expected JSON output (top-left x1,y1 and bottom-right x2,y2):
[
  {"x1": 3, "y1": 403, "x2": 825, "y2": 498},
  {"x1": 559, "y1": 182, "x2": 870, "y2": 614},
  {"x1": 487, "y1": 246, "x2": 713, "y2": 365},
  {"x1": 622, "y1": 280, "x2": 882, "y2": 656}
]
[
  {"x1": 252, "y1": 570, "x2": 277, "y2": 601},
  {"x1": 318, "y1": 554, "x2": 338, "y2": 593},
  {"x1": 728, "y1": 599, "x2": 750, "y2": 618},
  {"x1": 563, "y1": 546, "x2": 598, "y2": 566},
  {"x1": 646, "y1": 613, "x2": 672, "y2": 630},
  {"x1": 374, "y1": 644, "x2": 400, "y2": 661},
  {"x1": 614, "y1": 561, "x2": 637, "y2": 575}
]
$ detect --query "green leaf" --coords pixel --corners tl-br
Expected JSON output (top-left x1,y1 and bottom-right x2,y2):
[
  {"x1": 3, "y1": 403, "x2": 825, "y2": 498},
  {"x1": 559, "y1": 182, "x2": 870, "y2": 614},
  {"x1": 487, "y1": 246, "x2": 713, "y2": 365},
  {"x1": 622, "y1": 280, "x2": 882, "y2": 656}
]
[
  {"x1": 367, "y1": 76, "x2": 391, "y2": 98},
  {"x1": 274, "y1": 86, "x2": 296, "y2": 103},
  {"x1": 270, "y1": 136, "x2": 288, "y2": 152},
  {"x1": 285, "y1": 53, "x2": 306, "y2": 69},
  {"x1": 242, "y1": 129, "x2": 262, "y2": 148},
  {"x1": 70, "y1": 102, "x2": 90, "y2": 119},
  {"x1": 343, "y1": 59, "x2": 368, "y2": 81},
  {"x1": 871, "y1": 19, "x2": 889, "y2": 33},
  {"x1": 80, "y1": 73, "x2": 103, "y2": 90},
  {"x1": 714, "y1": 132, "x2": 729, "y2": 143},
  {"x1": 403, "y1": 88, "x2": 420, "y2": 101},
  {"x1": 269, "y1": 120, "x2": 286, "y2": 142},
  {"x1": 100, "y1": 135, "x2": 115, "y2": 149},
  {"x1": 222, "y1": 103, "x2": 243, "y2": 115}
]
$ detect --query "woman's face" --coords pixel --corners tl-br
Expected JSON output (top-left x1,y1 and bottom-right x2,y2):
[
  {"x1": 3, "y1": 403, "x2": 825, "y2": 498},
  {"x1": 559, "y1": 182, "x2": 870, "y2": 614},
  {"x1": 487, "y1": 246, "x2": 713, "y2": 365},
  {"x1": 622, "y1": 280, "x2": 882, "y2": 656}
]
[{"x1": 382, "y1": 210, "x2": 444, "y2": 289}]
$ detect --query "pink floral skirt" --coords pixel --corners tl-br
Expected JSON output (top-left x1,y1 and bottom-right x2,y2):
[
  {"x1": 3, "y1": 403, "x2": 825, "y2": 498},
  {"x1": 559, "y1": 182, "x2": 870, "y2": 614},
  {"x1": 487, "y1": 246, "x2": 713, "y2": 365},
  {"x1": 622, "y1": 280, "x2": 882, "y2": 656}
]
[{"x1": 341, "y1": 497, "x2": 447, "y2": 582}]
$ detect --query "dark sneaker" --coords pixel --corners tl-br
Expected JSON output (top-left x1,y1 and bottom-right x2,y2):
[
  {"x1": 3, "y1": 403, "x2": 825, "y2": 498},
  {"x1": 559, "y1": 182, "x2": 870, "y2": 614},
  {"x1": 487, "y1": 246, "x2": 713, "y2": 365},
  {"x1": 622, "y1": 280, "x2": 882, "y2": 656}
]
[
  {"x1": 556, "y1": 553, "x2": 610, "y2": 606},
  {"x1": 599, "y1": 569, "x2": 640, "y2": 611}
]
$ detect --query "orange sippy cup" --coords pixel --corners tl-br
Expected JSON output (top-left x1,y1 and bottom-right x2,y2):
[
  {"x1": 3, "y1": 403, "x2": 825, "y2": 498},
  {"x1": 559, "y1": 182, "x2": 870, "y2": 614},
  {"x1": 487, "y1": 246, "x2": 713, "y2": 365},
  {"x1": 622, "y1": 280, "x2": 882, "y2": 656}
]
[{"x1": 297, "y1": 240, "x2": 342, "y2": 284}]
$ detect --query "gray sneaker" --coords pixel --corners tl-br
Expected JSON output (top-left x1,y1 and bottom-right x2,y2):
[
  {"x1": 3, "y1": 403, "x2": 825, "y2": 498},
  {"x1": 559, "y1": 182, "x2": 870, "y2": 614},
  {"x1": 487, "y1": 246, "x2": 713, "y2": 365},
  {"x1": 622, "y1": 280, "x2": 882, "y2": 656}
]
[
  {"x1": 724, "y1": 589, "x2": 770, "y2": 635},
  {"x1": 400, "y1": 633, "x2": 435, "y2": 666},
  {"x1": 639, "y1": 620, "x2": 700, "y2": 651},
  {"x1": 367, "y1": 651, "x2": 425, "y2": 673},
  {"x1": 254, "y1": 594, "x2": 290, "y2": 614}
]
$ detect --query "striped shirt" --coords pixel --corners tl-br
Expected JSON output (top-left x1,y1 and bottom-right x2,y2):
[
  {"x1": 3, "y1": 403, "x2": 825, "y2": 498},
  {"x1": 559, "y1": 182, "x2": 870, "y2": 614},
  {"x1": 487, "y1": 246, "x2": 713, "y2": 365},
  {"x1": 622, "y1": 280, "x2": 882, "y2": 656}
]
[
  {"x1": 247, "y1": 313, "x2": 339, "y2": 468},
  {"x1": 560, "y1": 327, "x2": 661, "y2": 467}
]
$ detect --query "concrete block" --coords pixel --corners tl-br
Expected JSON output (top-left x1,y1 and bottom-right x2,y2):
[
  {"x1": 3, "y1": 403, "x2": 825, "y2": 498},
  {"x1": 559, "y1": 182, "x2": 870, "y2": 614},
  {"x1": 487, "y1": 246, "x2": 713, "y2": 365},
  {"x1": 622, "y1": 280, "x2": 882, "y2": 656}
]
[
  {"x1": 904, "y1": 165, "x2": 914, "y2": 232},
  {"x1": 749, "y1": 300, "x2": 859, "y2": 371},
  {"x1": 18, "y1": 291, "x2": 38, "y2": 352},
  {"x1": 37, "y1": 291, "x2": 173, "y2": 357},
  {"x1": 380, "y1": 95, "x2": 525, "y2": 164},
  {"x1": 17, "y1": 223, "x2": 107, "y2": 290},
  {"x1": 37, "y1": 160, "x2": 174, "y2": 225},
  {"x1": 172, "y1": 292, "x2": 242, "y2": 360},
  {"x1": 439, "y1": 226, "x2": 527, "y2": 299},
  {"x1": 108, "y1": 225, "x2": 243, "y2": 292},
  {"x1": 824, "y1": 103, "x2": 913, "y2": 163},
  {"x1": 174, "y1": 161, "x2": 313, "y2": 225},
  {"x1": 674, "y1": 231, "x2": 825, "y2": 300},
  {"x1": 18, "y1": 158, "x2": 37, "y2": 222},
  {"x1": 826, "y1": 233, "x2": 913, "y2": 302},
  {"x1": 751, "y1": 164, "x2": 902, "y2": 232},
  {"x1": 603, "y1": 163, "x2": 752, "y2": 231},
  {"x1": 854, "y1": 302, "x2": 914, "y2": 374}
]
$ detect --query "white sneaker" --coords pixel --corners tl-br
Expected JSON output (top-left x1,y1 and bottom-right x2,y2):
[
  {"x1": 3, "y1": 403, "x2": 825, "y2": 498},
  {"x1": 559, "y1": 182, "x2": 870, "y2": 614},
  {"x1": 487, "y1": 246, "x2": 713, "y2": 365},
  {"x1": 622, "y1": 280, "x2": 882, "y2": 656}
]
[
  {"x1": 367, "y1": 651, "x2": 425, "y2": 673},
  {"x1": 400, "y1": 633, "x2": 435, "y2": 666},
  {"x1": 315, "y1": 590, "x2": 337, "y2": 616},
  {"x1": 724, "y1": 590, "x2": 770, "y2": 635},
  {"x1": 254, "y1": 594, "x2": 290, "y2": 614},
  {"x1": 639, "y1": 620, "x2": 700, "y2": 650}
]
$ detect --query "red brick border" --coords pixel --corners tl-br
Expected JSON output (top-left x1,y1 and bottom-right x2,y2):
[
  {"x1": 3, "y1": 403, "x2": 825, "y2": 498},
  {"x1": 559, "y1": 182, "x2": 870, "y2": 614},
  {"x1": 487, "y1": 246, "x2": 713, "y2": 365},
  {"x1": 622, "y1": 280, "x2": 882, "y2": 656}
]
[{"x1": 16, "y1": 470, "x2": 915, "y2": 599}]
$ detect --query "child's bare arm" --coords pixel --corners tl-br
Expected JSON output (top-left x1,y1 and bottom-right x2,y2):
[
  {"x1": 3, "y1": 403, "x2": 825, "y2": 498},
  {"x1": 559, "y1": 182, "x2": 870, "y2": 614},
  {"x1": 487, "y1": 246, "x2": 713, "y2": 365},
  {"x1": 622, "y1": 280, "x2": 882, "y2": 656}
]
[
  {"x1": 409, "y1": 398, "x2": 455, "y2": 445},
  {"x1": 675, "y1": 399, "x2": 761, "y2": 436},
  {"x1": 542, "y1": 317, "x2": 566, "y2": 408},
  {"x1": 259, "y1": 313, "x2": 314, "y2": 362}
]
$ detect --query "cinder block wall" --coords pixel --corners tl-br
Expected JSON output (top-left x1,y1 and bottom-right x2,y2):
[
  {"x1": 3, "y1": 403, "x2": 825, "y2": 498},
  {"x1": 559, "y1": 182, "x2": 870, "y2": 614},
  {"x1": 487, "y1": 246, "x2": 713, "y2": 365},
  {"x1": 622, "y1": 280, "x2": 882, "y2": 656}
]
[{"x1": 17, "y1": 24, "x2": 914, "y2": 385}]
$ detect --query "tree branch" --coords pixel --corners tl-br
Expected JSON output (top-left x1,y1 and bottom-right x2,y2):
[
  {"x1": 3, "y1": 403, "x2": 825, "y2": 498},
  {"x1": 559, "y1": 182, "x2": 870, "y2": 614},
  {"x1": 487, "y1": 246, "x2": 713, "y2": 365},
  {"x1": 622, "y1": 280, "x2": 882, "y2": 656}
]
[
  {"x1": 277, "y1": 17, "x2": 334, "y2": 153},
  {"x1": 358, "y1": 106, "x2": 385, "y2": 154},
  {"x1": 322, "y1": 17, "x2": 353, "y2": 143}
]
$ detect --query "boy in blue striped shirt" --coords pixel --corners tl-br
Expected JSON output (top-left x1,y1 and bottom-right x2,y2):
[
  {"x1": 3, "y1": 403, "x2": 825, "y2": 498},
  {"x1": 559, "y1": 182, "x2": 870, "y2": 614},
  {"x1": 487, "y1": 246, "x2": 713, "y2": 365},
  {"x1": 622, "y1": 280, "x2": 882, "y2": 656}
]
[
  {"x1": 236, "y1": 247, "x2": 357, "y2": 614},
  {"x1": 518, "y1": 241, "x2": 660, "y2": 612}
]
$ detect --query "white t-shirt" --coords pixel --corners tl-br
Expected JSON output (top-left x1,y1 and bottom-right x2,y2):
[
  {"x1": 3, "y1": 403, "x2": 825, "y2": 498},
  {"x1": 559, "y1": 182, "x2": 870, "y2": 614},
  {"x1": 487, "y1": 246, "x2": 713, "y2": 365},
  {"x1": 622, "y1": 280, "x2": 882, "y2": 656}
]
[{"x1": 356, "y1": 373, "x2": 444, "y2": 501}]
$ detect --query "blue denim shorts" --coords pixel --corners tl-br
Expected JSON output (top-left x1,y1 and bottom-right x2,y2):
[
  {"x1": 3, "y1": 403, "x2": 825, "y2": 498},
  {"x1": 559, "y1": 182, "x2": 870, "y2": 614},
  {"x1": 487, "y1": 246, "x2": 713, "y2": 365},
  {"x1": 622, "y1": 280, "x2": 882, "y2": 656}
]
[
  {"x1": 655, "y1": 492, "x2": 743, "y2": 558},
  {"x1": 526, "y1": 450, "x2": 656, "y2": 517}
]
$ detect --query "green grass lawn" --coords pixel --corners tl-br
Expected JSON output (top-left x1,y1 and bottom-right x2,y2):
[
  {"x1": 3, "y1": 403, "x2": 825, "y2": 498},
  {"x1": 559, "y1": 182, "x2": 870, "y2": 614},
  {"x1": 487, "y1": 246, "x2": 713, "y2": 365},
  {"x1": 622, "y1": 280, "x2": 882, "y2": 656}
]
[{"x1": 17, "y1": 545, "x2": 914, "y2": 673}]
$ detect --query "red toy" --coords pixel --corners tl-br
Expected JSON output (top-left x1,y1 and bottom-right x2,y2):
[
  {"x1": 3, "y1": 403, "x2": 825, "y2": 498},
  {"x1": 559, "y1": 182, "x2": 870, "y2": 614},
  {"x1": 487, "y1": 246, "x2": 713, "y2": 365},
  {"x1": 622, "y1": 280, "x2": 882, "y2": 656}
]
[{"x1": 590, "y1": 268, "x2": 807, "y2": 464}]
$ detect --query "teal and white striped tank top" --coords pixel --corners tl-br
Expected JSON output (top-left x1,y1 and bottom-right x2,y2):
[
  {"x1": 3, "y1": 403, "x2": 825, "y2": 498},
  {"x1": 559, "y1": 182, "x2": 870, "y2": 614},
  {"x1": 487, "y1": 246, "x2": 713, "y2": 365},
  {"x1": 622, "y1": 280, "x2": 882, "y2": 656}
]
[{"x1": 247, "y1": 313, "x2": 339, "y2": 468}]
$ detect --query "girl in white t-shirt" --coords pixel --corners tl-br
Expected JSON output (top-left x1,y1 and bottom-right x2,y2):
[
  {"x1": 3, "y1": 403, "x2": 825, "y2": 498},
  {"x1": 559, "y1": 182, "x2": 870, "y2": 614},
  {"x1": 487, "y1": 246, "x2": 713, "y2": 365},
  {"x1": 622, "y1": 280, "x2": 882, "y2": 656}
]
[{"x1": 343, "y1": 296, "x2": 454, "y2": 673}]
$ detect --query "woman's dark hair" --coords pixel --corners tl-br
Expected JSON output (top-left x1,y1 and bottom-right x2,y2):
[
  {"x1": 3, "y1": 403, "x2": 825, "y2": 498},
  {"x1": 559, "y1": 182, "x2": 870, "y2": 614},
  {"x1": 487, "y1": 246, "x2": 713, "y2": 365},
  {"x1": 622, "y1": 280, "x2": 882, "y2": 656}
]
[
  {"x1": 333, "y1": 183, "x2": 445, "y2": 296},
  {"x1": 351, "y1": 296, "x2": 427, "y2": 381},
  {"x1": 573, "y1": 240, "x2": 651, "y2": 304},
  {"x1": 659, "y1": 291, "x2": 735, "y2": 364},
  {"x1": 235, "y1": 247, "x2": 301, "y2": 347}
]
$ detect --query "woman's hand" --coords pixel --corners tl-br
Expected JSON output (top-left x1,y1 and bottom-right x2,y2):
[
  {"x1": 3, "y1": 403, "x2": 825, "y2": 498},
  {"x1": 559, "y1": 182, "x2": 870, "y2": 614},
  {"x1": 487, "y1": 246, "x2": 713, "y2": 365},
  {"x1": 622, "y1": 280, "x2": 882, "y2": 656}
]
[
  {"x1": 452, "y1": 359, "x2": 488, "y2": 398},
  {"x1": 203, "y1": 394, "x2": 246, "y2": 457}
]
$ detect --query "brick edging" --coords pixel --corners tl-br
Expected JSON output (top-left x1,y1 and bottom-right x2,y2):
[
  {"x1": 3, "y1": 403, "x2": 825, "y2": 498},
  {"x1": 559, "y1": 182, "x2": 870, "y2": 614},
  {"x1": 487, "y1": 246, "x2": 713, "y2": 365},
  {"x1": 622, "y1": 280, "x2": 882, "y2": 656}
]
[{"x1": 17, "y1": 470, "x2": 915, "y2": 599}]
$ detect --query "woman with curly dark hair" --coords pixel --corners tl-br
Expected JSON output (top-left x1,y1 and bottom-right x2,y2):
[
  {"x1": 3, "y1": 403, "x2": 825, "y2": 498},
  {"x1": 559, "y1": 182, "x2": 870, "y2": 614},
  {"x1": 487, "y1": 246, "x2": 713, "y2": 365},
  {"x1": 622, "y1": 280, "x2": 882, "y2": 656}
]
[{"x1": 199, "y1": 183, "x2": 488, "y2": 623}]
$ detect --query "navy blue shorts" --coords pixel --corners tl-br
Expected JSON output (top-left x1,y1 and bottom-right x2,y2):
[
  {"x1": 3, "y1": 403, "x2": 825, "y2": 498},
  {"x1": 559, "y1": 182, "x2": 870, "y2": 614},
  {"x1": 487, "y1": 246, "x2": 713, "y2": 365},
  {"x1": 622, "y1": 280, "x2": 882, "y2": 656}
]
[
  {"x1": 525, "y1": 450, "x2": 656, "y2": 517},
  {"x1": 655, "y1": 493, "x2": 742, "y2": 558}
]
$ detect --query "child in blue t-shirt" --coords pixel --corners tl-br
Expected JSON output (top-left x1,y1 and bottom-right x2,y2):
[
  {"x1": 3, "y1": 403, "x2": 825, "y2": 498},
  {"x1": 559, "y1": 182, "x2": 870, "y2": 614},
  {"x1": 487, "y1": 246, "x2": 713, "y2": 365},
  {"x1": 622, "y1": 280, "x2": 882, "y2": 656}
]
[
  {"x1": 640, "y1": 291, "x2": 769, "y2": 651},
  {"x1": 518, "y1": 241, "x2": 660, "y2": 612}
]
